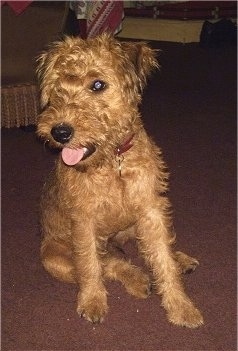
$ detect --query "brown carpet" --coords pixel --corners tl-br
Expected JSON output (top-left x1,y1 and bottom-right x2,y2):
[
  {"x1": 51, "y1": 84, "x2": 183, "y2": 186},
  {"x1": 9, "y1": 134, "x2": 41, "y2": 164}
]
[{"x1": 1, "y1": 9, "x2": 237, "y2": 351}]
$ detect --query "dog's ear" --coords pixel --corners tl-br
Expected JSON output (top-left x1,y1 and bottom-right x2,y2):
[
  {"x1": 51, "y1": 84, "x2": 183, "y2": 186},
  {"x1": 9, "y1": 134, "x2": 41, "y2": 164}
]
[
  {"x1": 36, "y1": 40, "x2": 65, "y2": 108},
  {"x1": 121, "y1": 41, "x2": 159, "y2": 91},
  {"x1": 36, "y1": 51, "x2": 57, "y2": 107}
]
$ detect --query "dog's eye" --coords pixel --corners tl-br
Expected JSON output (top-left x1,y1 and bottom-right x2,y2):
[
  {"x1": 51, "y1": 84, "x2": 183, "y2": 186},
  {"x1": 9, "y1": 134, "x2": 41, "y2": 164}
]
[{"x1": 90, "y1": 80, "x2": 106, "y2": 92}]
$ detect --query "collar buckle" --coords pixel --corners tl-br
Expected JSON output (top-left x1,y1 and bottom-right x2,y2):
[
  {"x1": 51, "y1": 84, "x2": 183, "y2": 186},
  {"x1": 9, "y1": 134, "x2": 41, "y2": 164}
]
[{"x1": 114, "y1": 134, "x2": 134, "y2": 177}]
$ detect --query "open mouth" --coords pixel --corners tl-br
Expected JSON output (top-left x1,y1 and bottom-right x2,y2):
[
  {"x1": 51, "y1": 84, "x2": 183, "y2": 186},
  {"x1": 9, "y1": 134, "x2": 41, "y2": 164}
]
[{"x1": 61, "y1": 144, "x2": 96, "y2": 166}]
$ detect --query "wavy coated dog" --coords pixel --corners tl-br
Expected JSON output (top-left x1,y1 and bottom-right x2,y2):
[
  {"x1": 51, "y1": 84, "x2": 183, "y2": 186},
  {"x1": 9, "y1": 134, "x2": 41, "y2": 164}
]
[{"x1": 37, "y1": 33, "x2": 203, "y2": 328}]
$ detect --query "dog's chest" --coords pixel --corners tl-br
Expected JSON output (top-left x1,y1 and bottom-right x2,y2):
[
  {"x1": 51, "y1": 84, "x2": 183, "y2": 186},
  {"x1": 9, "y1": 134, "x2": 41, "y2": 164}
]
[{"x1": 63, "y1": 169, "x2": 139, "y2": 231}]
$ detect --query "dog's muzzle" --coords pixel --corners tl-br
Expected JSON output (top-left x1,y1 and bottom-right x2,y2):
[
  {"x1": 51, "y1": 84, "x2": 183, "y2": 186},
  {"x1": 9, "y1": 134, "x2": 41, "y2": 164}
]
[{"x1": 50, "y1": 123, "x2": 96, "y2": 166}]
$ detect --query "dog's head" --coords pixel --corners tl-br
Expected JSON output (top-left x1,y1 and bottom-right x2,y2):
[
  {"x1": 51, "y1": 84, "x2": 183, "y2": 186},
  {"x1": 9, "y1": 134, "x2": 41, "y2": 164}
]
[{"x1": 36, "y1": 33, "x2": 159, "y2": 169}]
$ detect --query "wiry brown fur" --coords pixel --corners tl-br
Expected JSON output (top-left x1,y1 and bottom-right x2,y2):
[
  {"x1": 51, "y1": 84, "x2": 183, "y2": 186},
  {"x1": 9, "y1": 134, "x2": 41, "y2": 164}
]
[{"x1": 37, "y1": 33, "x2": 203, "y2": 327}]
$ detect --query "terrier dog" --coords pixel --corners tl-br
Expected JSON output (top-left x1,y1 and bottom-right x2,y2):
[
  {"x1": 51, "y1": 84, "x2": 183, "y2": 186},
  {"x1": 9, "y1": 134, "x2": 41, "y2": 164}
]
[{"x1": 37, "y1": 33, "x2": 203, "y2": 328}]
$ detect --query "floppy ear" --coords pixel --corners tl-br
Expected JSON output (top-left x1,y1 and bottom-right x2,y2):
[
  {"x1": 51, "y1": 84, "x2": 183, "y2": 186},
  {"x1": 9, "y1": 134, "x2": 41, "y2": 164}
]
[
  {"x1": 36, "y1": 44, "x2": 63, "y2": 108},
  {"x1": 36, "y1": 52, "x2": 53, "y2": 108},
  {"x1": 121, "y1": 41, "x2": 159, "y2": 91}
]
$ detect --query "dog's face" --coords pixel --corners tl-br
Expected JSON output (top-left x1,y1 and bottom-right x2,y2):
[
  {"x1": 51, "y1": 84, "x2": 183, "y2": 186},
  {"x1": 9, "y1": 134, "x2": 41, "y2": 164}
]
[{"x1": 37, "y1": 33, "x2": 158, "y2": 168}]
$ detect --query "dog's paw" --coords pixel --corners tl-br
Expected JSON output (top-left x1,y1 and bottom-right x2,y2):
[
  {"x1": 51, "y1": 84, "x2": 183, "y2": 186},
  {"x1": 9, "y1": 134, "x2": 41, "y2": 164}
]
[
  {"x1": 125, "y1": 269, "x2": 152, "y2": 299},
  {"x1": 174, "y1": 251, "x2": 199, "y2": 274},
  {"x1": 77, "y1": 293, "x2": 108, "y2": 323},
  {"x1": 167, "y1": 298, "x2": 204, "y2": 328}
]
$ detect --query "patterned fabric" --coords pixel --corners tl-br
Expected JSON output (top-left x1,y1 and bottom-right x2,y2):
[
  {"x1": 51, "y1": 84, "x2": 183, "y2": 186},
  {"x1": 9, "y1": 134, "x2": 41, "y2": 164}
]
[{"x1": 70, "y1": 1, "x2": 124, "y2": 38}]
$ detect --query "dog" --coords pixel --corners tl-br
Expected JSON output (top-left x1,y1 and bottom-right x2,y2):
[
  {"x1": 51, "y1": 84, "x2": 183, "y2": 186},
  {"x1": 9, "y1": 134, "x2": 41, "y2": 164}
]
[{"x1": 36, "y1": 33, "x2": 203, "y2": 328}]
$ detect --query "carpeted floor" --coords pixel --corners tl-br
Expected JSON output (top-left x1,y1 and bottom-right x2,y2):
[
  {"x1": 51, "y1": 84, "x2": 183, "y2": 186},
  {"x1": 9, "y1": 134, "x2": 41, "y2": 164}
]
[{"x1": 1, "y1": 21, "x2": 237, "y2": 351}]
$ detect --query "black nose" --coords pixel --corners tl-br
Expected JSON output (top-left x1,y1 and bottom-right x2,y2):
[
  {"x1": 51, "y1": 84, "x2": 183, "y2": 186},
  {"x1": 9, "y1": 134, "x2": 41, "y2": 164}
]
[{"x1": 51, "y1": 124, "x2": 73, "y2": 144}]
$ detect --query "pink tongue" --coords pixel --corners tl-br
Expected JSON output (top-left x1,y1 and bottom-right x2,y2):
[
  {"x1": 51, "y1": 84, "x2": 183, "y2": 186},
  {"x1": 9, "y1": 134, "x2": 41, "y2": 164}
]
[{"x1": 61, "y1": 147, "x2": 84, "y2": 166}]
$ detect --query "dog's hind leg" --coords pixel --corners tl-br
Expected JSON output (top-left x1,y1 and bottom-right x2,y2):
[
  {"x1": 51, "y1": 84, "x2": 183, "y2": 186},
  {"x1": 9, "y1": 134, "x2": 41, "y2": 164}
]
[
  {"x1": 41, "y1": 239, "x2": 76, "y2": 283},
  {"x1": 174, "y1": 251, "x2": 199, "y2": 274},
  {"x1": 102, "y1": 249, "x2": 151, "y2": 299},
  {"x1": 111, "y1": 226, "x2": 136, "y2": 247}
]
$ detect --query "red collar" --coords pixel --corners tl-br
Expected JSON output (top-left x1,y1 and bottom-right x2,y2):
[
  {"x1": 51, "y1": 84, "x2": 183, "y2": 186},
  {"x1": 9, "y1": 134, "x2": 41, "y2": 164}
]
[{"x1": 115, "y1": 134, "x2": 135, "y2": 156}]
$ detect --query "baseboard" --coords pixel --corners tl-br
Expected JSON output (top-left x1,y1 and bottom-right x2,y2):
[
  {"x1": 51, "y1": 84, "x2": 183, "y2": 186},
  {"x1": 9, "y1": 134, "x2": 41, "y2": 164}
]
[{"x1": 118, "y1": 17, "x2": 206, "y2": 43}]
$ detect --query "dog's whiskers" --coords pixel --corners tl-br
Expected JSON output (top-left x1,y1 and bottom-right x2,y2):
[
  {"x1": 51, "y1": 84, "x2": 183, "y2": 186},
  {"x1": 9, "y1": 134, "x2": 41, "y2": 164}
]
[{"x1": 43, "y1": 139, "x2": 50, "y2": 150}]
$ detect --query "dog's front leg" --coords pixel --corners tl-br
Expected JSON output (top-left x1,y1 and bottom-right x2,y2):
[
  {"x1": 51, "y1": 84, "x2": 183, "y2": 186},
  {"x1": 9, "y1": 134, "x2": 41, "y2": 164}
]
[
  {"x1": 72, "y1": 221, "x2": 108, "y2": 323},
  {"x1": 136, "y1": 204, "x2": 203, "y2": 328}
]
